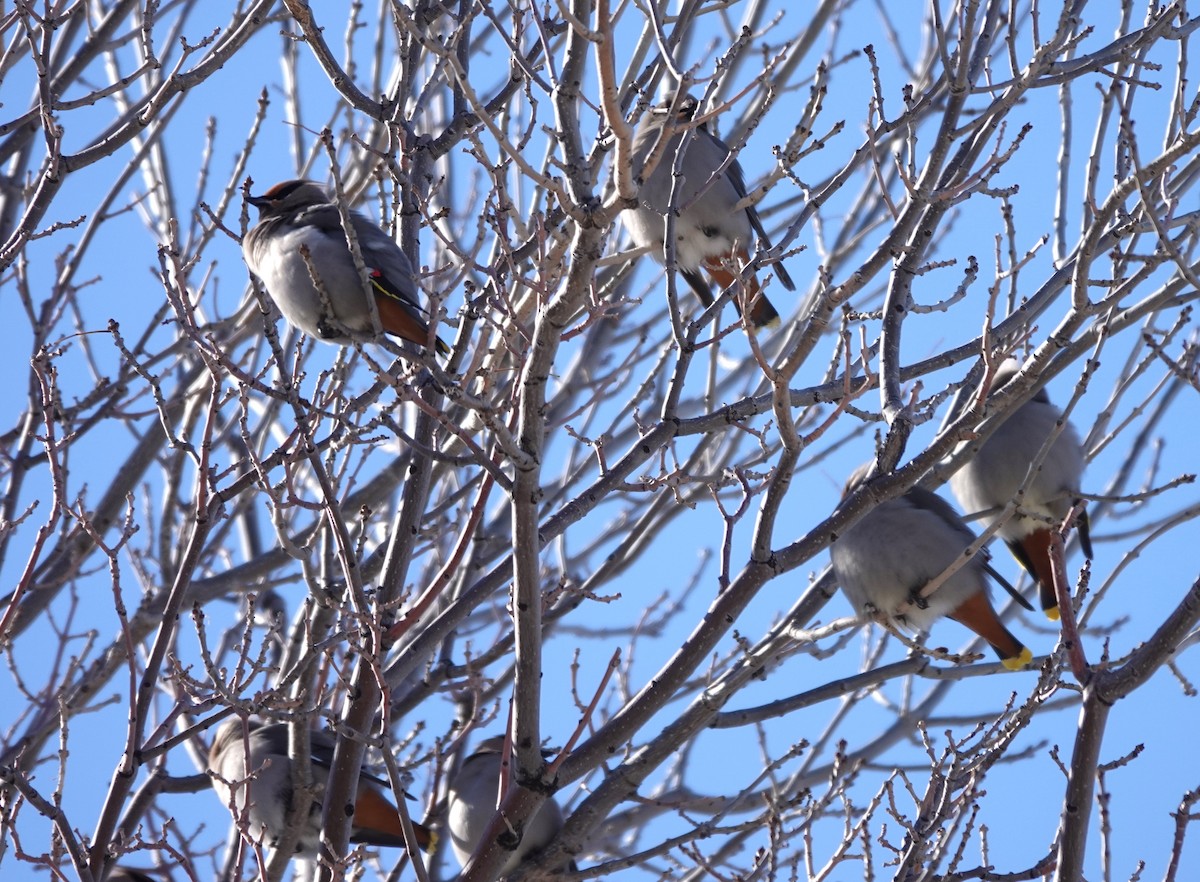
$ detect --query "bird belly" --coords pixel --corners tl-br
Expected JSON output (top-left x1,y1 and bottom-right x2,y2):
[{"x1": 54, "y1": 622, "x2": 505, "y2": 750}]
[
  {"x1": 447, "y1": 786, "x2": 563, "y2": 874},
  {"x1": 952, "y1": 406, "x2": 1085, "y2": 541},
  {"x1": 213, "y1": 757, "x2": 312, "y2": 851},
  {"x1": 832, "y1": 503, "x2": 987, "y2": 631},
  {"x1": 627, "y1": 158, "x2": 752, "y2": 272},
  {"x1": 624, "y1": 206, "x2": 668, "y2": 257},
  {"x1": 672, "y1": 214, "x2": 749, "y2": 269},
  {"x1": 252, "y1": 229, "x2": 376, "y2": 340}
]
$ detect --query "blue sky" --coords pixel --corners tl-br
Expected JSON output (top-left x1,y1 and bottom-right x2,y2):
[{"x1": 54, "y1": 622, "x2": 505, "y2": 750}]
[{"x1": 1, "y1": 2, "x2": 1198, "y2": 880}]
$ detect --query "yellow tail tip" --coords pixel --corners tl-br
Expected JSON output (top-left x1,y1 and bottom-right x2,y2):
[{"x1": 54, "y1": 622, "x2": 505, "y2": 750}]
[
  {"x1": 1044, "y1": 606, "x2": 1061, "y2": 622},
  {"x1": 1002, "y1": 647, "x2": 1034, "y2": 671}
]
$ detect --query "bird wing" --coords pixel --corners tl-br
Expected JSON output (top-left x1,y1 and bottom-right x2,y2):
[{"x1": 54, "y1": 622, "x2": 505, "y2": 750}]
[
  {"x1": 697, "y1": 126, "x2": 795, "y2": 291},
  {"x1": 291, "y1": 205, "x2": 423, "y2": 316},
  {"x1": 349, "y1": 214, "x2": 423, "y2": 310},
  {"x1": 907, "y1": 487, "x2": 1033, "y2": 610}
]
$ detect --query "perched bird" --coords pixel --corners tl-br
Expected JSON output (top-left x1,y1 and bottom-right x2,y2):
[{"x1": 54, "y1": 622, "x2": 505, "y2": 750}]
[
  {"x1": 242, "y1": 180, "x2": 448, "y2": 353},
  {"x1": 626, "y1": 93, "x2": 795, "y2": 328},
  {"x1": 207, "y1": 719, "x2": 435, "y2": 856},
  {"x1": 446, "y1": 735, "x2": 573, "y2": 875},
  {"x1": 831, "y1": 464, "x2": 1034, "y2": 670},
  {"x1": 949, "y1": 361, "x2": 1092, "y2": 620}
]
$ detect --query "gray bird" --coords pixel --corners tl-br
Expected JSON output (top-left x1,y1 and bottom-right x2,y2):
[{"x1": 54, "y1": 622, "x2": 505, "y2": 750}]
[
  {"x1": 446, "y1": 735, "x2": 573, "y2": 876},
  {"x1": 626, "y1": 94, "x2": 795, "y2": 328},
  {"x1": 207, "y1": 719, "x2": 435, "y2": 856},
  {"x1": 949, "y1": 361, "x2": 1092, "y2": 620},
  {"x1": 831, "y1": 464, "x2": 1034, "y2": 670},
  {"x1": 242, "y1": 180, "x2": 448, "y2": 353}
]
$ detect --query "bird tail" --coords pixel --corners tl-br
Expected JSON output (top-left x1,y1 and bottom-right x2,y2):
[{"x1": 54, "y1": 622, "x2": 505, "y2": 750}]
[
  {"x1": 370, "y1": 273, "x2": 451, "y2": 356},
  {"x1": 1008, "y1": 530, "x2": 1062, "y2": 621},
  {"x1": 351, "y1": 784, "x2": 438, "y2": 852},
  {"x1": 701, "y1": 254, "x2": 780, "y2": 328},
  {"x1": 947, "y1": 591, "x2": 1033, "y2": 671},
  {"x1": 1076, "y1": 505, "x2": 1093, "y2": 559}
]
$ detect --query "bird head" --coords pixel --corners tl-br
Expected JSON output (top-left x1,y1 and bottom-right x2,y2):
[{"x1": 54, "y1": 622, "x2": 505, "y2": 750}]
[
  {"x1": 649, "y1": 92, "x2": 701, "y2": 126},
  {"x1": 247, "y1": 180, "x2": 330, "y2": 217}
]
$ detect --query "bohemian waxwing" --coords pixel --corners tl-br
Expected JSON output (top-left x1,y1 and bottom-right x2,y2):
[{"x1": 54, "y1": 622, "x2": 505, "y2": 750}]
[
  {"x1": 207, "y1": 719, "x2": 435, "y2": 856},
  {"x1": 242, "y1": 180, "x2": 448, "y2": 353},
  {"x1": 949, "y1": 361, "x2": 1092, "y2": 620},
  {"x1": 626, "y1": 93, "x2": 795, "y2": 328},
  {"x1": 446, "y1": 735, "x2": 574, "y2": 875},
  {"x1": 831, "y1": 463, "x2": 1034, "y2": 670}
]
